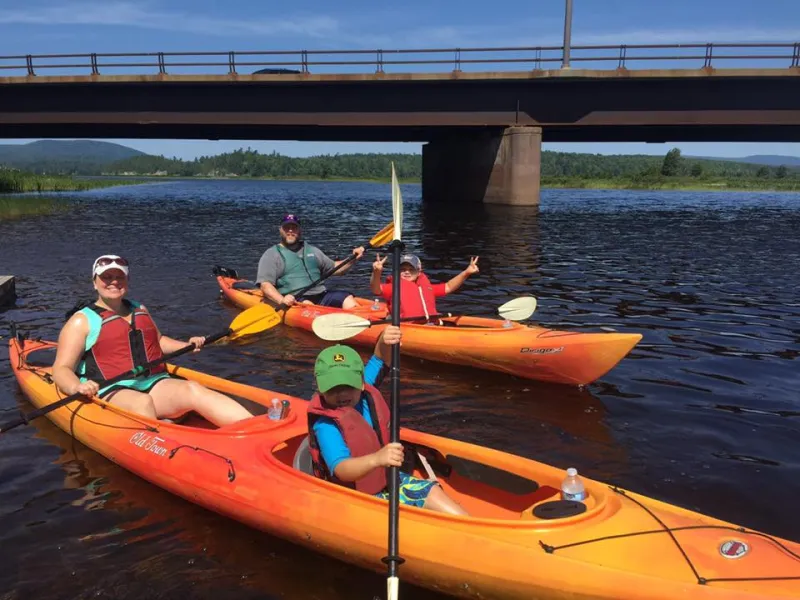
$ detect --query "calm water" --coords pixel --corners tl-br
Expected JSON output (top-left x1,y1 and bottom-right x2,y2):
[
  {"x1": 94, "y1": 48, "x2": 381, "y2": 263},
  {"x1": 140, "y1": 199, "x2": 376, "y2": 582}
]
[{"x1": 1, "y1": 180, "x2": 800, "y2": 599}]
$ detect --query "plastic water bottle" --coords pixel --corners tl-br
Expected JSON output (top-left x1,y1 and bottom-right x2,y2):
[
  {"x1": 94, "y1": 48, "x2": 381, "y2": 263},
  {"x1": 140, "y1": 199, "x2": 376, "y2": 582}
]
[
  {"x1": 371, "y1": 298, "x2": 381, "y2": 311},
  {"x1": 268, "y1": 398, "x2": 282, "y2": 421},
  {"x1": 502, "y1": 319, "x2": 513, "y2": 328},
  {"x1": 561, "y1": 468, "x2": 587, "y2": 502}
]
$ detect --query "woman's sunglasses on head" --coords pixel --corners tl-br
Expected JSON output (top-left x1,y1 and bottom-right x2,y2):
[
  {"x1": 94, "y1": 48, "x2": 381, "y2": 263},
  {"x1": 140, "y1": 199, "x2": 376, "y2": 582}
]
[{"x1": 95, "y1": 256, "x2": 129, "y2": 267}]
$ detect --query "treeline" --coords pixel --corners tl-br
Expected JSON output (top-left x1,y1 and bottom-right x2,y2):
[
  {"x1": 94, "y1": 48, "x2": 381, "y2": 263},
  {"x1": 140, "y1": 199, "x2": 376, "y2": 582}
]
[
  {"x1": 1, "y1": 158, "x2": 112, "y2": 175},
  {"x1": 104, "y1": 148, "x2": 800, "y2": 181},
  {"x1": 543, "y1": 149, "x2": 796, "y2": 179},
  {"x1": 107, "y1": 150, "x2": 423, "y2": 180},
  {"x1": 5, "y1": 146, "x2": 798, "y2": 183}
]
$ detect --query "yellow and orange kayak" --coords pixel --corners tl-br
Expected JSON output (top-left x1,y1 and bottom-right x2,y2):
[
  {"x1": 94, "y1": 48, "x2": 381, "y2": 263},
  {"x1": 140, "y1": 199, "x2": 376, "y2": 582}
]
[
  {"x1": 10, "y1": 336, "x2": 800, "y2": 599},
  {"x1": 215, "y1": 273, "x2": 642, "y2": 385}
]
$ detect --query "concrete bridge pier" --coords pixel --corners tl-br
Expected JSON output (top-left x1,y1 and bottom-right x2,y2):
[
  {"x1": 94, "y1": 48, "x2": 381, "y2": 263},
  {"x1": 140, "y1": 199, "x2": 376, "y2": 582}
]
[{"x1": 422, "y1": 126, "x2": 542, "y2": 206}]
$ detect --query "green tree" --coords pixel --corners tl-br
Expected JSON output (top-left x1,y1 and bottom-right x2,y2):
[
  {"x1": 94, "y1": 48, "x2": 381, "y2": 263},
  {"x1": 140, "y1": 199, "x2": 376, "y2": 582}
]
[
  {"x1": 776, "y1": 165, "x2": 788, "y2": 179},
  {"x1": 756, "y1": 166, "x2": 770, "y2": 178},
  {"x1": 661, "y1": 148, "x2": 683, "y2": 177},
  {"x1": 690, "y1": 163, "x2": 703, "y2": 177}
]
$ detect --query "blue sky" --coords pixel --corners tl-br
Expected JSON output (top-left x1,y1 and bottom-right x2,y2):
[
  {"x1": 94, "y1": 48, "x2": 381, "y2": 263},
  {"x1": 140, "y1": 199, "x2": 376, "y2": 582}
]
[{"x1": 1, "y1": 0, "x2": 798, "y2": 159}]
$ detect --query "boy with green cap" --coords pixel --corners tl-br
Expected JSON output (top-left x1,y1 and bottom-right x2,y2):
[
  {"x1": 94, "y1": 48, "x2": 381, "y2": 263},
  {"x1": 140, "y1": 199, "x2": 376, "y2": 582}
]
[{"x1": 306, "y1": 326, "x2": 468, "y2": 515}]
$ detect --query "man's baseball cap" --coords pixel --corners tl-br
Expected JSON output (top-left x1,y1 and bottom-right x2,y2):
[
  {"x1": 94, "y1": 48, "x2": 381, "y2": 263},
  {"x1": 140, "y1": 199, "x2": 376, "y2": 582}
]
[{"x1": 281, "y1": 214, "x2": 301, "y2": 226}]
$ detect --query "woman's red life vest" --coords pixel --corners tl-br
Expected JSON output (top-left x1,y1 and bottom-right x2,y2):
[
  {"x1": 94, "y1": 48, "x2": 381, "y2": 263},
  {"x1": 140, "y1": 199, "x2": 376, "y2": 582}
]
[
  {"x1": 307, "y1": 383, "x2": 391, "y2": 495},
  {"x1": 81, "y1": 301, "x2": 165, "y2": 381},
  {"x1": 381, "y1": 273, "x2": 441, "y2": 320}
]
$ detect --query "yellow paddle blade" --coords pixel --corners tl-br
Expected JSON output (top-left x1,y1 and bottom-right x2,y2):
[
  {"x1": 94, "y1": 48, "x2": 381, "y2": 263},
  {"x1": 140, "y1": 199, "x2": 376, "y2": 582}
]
[
  {"x1": 497, "y1": 296, "x2": 538, "y2": 321},
  {"x1": 369, "y1": 222, "x2": 395, "y2": 248},
  {"x1": 391, "y1": 162, "x2": 403, "y2": 241},
  {"x1": 229, "y1": 304, "x2": 283, "y2": 340},
  {"x1": 311, "y1": 312, "x2": 371, "y2": 341}
]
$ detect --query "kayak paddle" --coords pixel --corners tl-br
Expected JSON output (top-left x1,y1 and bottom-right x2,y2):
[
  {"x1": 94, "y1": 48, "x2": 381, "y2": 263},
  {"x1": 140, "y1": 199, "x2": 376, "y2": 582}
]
[
  {"x1": 311, "y1": 296, "x2": 538, "y2": 342},
  {"x1": 385, "y1": 162, "x2": 404, "y2": 600},
  {"x1": 0, "y1": 304, "x2": 282, "y2": 434}
]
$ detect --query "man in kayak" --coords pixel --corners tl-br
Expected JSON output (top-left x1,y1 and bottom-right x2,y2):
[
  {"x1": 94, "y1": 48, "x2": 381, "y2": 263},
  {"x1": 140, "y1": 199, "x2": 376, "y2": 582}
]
[
  {"x1": 52, "y1": 255, "x2": 254, "y2": 426},
  {"x1": 307, "y1": 326, "x2": 468, "y2": 515},
  {"x1": 257, "y1": 214, "x2": 365, "y2": 309},
  {"x1": 370, "y1": 253, "x2": 479, "y2": 320}
]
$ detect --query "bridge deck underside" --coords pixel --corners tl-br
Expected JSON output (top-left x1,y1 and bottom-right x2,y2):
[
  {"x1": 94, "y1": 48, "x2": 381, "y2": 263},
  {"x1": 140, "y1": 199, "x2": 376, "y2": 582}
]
[{"x1": 1, "y1": 72, "x2": 798, "y2": 142}]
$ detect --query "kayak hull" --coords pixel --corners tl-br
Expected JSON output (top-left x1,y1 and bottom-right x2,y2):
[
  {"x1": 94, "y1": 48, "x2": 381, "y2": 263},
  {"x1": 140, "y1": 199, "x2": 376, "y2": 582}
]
[
  {"x1": 215, "y1": 275, "x2": 642, "y2": 385},
  {"x1": 10, "y1": 337, "x2": 800, "y2": 599}
]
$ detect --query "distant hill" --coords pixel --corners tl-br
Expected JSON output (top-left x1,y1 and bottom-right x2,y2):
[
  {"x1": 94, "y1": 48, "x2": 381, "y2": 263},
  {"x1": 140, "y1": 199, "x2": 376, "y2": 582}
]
[
  {"x1": 690, "y1": 154, "x2": 800, "y2": 168},
  {"x1": 0, "y1": 140, "x2": 146, "y2": 174}
]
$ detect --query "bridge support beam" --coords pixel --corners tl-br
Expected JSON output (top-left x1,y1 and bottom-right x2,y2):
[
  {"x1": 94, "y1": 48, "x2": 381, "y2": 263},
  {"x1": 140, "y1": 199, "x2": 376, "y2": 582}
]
[{"x1": 422, "y1": 126, "x2": 541, "y2": 206}]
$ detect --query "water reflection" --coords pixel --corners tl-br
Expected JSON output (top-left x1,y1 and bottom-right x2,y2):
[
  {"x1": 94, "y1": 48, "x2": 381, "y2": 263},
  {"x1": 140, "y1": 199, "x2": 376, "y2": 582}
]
[
  {"x1": 8, "y1": 406, "x2": 445, "y2": 600},
  {"x1": 418, "y1": 201, "x2": 542, "y2": 299}
]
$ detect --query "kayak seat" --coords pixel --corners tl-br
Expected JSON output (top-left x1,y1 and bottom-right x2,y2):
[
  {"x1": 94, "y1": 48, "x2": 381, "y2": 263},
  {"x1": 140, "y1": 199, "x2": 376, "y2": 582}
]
[
  {"x1": 232, "y1": 280, "x2": 259, "y2": 290},
  {"x1": 292, "y1": 436, "x2": 315, "y2": 476},
  {"x1": 447, "y1": 455, "x2": 539, "y2": 495}
]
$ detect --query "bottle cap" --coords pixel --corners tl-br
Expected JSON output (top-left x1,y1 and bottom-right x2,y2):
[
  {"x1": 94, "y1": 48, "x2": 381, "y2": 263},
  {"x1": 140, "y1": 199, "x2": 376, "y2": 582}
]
[{"x1": 566, "y1": 467, "x2": 577, "y2": 477}]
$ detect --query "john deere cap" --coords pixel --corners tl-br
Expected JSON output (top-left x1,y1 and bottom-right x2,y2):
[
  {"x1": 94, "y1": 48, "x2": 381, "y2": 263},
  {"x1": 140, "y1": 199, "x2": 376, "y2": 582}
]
[{"x1": 314, "y1": 344, "x2": 364, "y2": 393}]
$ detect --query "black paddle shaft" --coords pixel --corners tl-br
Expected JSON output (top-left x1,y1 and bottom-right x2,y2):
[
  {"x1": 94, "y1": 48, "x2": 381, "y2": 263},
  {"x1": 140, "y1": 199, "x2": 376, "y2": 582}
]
[
  {"x1": 382, "y1": 238, "x2": 404, "y2": 578},
  {"x1": 1, "y1": 325, "x2": 232, "y2": 434}
]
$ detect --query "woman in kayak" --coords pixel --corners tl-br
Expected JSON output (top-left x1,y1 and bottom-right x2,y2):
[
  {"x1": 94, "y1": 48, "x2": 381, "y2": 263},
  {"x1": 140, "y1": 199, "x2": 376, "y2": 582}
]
[
  {"x1": 52, "y1": 254, "x2": 254, "y2": 426},
  {"x1": 370, "y1": 253, "x2": 479, "y2": 320},
  {"x1": 307, "y1": 326, "x2": 468, "y2": 515}
]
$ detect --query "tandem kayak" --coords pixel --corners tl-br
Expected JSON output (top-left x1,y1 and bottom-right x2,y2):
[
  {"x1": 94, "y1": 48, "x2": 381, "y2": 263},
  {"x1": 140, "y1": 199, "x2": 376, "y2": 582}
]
[
  {"x1": 214, "y1": 271, "x2": 642, "y2": 386},
  {"x1": 10, "y1": 336, "x2": 800, "y2": 599}
]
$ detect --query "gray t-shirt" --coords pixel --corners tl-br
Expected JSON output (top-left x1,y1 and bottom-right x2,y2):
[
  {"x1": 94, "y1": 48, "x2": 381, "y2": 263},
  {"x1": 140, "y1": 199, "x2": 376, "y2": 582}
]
[{"x1": 256, "y1": 243, "x2": 336, "y2": 297}]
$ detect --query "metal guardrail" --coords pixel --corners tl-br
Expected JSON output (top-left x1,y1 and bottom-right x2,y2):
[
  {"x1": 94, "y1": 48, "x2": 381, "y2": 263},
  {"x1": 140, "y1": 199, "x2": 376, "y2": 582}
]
[{"x1": 0, "y1": 43, "x2": 798, "y2": 76}]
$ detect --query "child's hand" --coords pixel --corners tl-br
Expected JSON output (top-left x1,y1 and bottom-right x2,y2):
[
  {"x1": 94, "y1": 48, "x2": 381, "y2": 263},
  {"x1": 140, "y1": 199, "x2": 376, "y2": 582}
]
[
  {"x1": 373, "y1": 253, "x2": 388, "y2": 272},
  {"x1": 465, "y1": 256, "x2": 480, "y2": 275},
  {"x1": 374, "y1": 442, "x2": 404, "y2": 468},
  {"x1": 382, "y1": 325, "x2": 402, "y2": 346}
]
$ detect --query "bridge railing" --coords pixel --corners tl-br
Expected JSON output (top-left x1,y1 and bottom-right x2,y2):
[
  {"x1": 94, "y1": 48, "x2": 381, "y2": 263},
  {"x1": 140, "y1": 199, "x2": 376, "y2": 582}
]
[{"x1": 0, "y1": 43, "x2": 798, "y2": 77}]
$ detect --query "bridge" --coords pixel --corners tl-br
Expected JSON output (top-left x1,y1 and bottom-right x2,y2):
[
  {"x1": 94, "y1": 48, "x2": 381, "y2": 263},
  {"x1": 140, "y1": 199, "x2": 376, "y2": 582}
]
[{"x1": 1, "y1": 43, "x2": 799, "y2": 205}]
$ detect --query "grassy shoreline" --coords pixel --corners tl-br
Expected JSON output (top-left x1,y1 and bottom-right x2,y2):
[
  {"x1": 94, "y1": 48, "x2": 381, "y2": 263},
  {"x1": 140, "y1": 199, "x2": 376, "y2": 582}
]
[
  {"x1": 0, "y1": 171, "x2": 146, "y2": 220},
  {"x1": 0, "y1": 170, "x2": 143, "y2": 194},
  {"x1": 540, "y1": 176, "x2": 800, "y2": 192},
  {"x1": 0, "y1": 195, "x2": 69, "y2": 220},
  {"x1": 4, "y1": 168, "x2": 798, "y2": 200}
]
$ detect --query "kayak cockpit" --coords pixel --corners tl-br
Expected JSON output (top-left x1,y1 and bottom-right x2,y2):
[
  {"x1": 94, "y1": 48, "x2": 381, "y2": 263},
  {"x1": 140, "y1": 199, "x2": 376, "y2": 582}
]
[{"x1": 272, "y1": 432, "x2": 603, "y2": 522}]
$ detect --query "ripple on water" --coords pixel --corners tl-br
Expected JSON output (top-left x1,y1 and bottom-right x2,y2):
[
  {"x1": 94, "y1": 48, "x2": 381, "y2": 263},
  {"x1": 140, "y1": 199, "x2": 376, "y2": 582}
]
[{"x1": 1, "y1": 181, "x2": 800, "y2": 597}]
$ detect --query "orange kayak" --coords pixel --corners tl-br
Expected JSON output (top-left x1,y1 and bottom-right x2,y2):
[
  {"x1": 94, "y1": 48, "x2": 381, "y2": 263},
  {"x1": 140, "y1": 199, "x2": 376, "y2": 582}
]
[
  {"x1": 215, "y1": 273, "x2": 642, "y2": 385},
  {"x1": 10, "y1": 335, "x2": 800, "y2": 599}
]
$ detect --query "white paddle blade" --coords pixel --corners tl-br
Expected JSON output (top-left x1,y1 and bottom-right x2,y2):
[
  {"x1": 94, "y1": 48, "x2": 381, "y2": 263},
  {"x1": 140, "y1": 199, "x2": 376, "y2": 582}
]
[
  {"x1": 391, "y1": 162, "x2": 403, "y2": 241},
  {"x1": 497, "y1": 296, "x2": 538, "y2": 321},
  {"x1": 311, "y1": 313, "x2": 372, "y2": 341}
]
